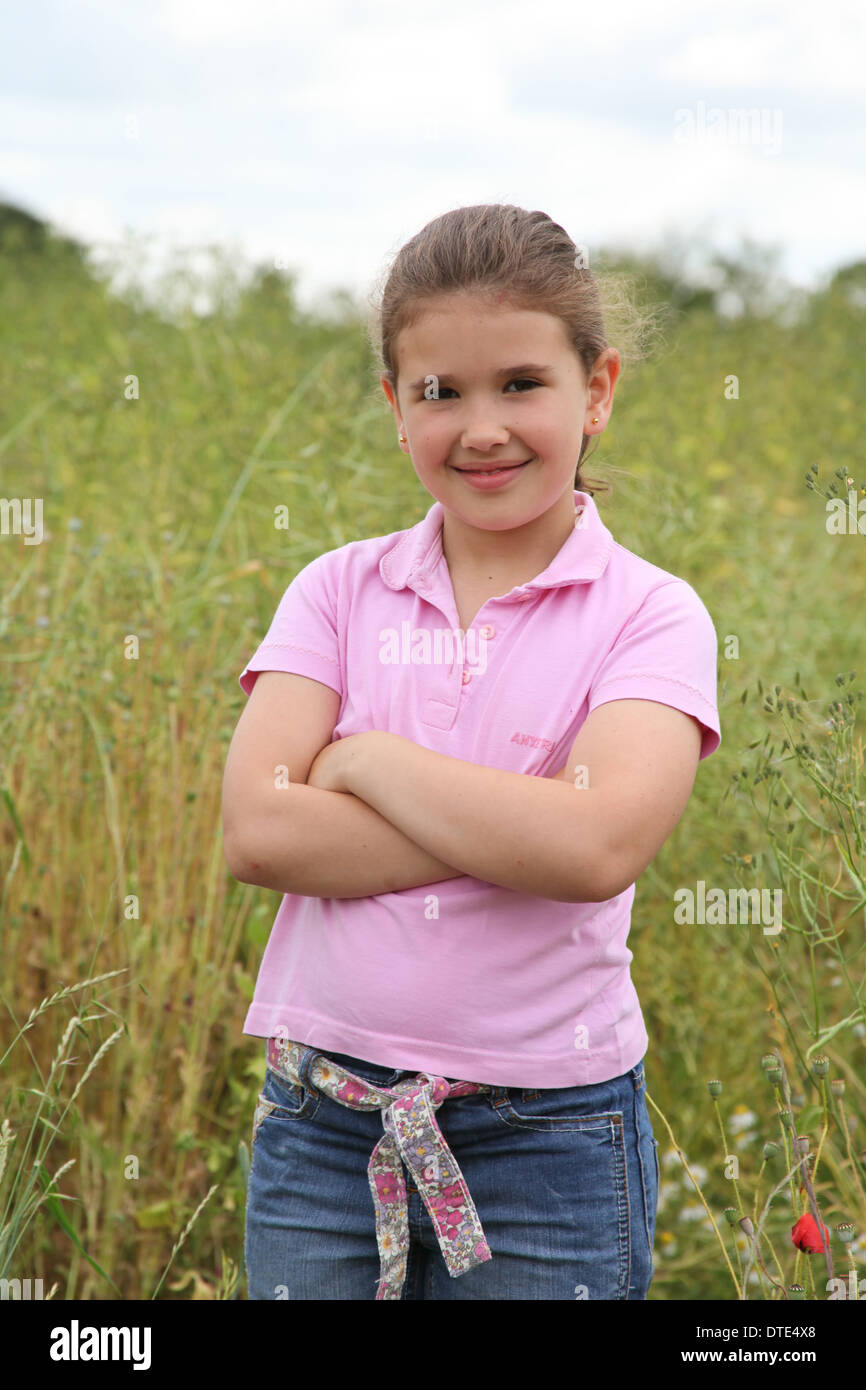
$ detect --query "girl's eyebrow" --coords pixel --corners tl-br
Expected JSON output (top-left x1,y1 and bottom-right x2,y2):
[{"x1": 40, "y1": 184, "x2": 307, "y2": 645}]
[{"x1": 407, "y1": 363, "x2": 554, "y2": 391}]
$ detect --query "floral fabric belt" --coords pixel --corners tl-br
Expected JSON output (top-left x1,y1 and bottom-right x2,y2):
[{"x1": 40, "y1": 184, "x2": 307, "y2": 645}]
[{"x1": 261, "y1": 1036, "x2": 494, "y2": 1300}]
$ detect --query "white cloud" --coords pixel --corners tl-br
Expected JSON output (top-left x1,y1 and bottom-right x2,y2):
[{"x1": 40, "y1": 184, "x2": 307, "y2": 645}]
[
  {"x1": 0, "y1": 0, "x2": 861, "y2": 316},
  {"x1": 665, "y1": 15, "x2": 866, "y2": 92}
]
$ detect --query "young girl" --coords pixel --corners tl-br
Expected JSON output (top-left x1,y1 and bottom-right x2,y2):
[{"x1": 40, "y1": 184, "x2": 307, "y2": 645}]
[{"x1": 222, "y1": 203, "x2": 721, "y2": 1301}]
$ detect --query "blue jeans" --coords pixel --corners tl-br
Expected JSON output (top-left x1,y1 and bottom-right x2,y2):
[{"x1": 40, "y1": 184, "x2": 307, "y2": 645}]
[{"x1": 245, "y1": 1045, "x2": 660, "y2": 1300}]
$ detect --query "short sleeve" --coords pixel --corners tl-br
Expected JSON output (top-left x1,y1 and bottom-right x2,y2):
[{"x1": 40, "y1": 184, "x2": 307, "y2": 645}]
[
  {"x1": 238, "y1": 552, "x2": 342, "y2": 698},
  {"x1": 587, "y1": 580, "x2": 721, "y2": 760}
]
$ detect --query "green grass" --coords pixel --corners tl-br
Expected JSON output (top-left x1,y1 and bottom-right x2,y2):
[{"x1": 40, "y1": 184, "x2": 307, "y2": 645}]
[{"x1": 1, "y1": 237, "x2": 865, "y2": 1300}]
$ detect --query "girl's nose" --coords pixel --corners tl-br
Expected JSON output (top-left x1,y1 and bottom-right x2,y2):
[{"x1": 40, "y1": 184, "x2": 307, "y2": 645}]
[{"x1": 461, "y1": 423, "x2": 511, "y2": 448}]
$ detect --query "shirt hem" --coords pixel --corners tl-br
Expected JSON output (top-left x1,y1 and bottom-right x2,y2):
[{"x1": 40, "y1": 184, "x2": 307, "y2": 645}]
[
  {"x1": 242, "y1": 1005, "x2": 649, "y2": 1089},
  {"x1": 239, "y1": 647, "x2": 342, "y2": 698}
]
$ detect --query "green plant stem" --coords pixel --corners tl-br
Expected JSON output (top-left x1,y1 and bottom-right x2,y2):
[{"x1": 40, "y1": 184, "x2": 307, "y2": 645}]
[
  {"x1": 645, "y1": 1089, "x2": 742, "y2": 1298},
  {"x1": 713, "y1": 1097, "x2": 744, "y2": 1215}
]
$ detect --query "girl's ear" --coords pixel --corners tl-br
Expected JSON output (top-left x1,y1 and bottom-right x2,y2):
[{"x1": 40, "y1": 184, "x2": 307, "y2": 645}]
[{"x1": 380, "y1": 376, "x2": 398, "y2": 413}]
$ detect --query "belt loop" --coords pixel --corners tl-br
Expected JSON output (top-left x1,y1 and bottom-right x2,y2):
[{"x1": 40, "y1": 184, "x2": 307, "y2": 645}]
[
  {"x1": 489, "y1": 1084, "x2": 511, "y2": 1109},
  {"x1": 295, "y1": 1044, "x2": 322, "y2": 1091}
]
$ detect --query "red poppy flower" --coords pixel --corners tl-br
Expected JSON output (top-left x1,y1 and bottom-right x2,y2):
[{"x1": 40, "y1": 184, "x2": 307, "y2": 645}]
[{"x1": 791, "y1": 1213, "x2": 830, "y2": 1253}]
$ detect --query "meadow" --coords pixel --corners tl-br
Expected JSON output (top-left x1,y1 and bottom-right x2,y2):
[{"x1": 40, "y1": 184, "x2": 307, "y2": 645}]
[{"x1": 1, "y1": 221, "x2": 865, "y2": 1300}]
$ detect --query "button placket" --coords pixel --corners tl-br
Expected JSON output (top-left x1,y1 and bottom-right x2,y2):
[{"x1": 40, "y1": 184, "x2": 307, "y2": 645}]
[
  {"x1": 415, "y1": 572, "x2": 466, "y2": 729},
  {"x1": 459, "y1": 616, "x2": 496, "y2": 694}
]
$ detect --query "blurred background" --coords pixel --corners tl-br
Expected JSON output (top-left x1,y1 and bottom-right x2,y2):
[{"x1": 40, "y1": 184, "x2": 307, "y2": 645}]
[{"x1": 1, "y1": 0, "x2": 865, "y2": 1303}]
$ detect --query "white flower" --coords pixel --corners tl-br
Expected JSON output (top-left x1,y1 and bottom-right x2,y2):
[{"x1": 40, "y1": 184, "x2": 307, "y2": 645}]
[
  {"x1": 680, "y1": 1204, "x2": 709, "y2": 1222},
  {"x1": 728, "y1": 1109, "x2": 758, "y2": 1135}
]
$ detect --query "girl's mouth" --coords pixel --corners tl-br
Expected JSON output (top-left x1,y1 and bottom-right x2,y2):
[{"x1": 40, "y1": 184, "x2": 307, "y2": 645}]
[
  {"x1": 453, "y1": 458, "x2": 531, "y2": 473},
  {"x1": 449, "y1": 459, "x2": 532, "y2": 490}
]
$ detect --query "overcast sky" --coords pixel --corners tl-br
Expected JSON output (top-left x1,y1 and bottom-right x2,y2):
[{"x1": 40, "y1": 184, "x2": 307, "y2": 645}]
[{"x1": 1, "y1": 0, "x2": 863, "y2": 316}]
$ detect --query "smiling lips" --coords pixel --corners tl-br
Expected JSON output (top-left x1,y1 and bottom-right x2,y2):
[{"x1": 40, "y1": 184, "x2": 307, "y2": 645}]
[{"x1": 453, "y1": 459, "x2": 531, "y2": 474}]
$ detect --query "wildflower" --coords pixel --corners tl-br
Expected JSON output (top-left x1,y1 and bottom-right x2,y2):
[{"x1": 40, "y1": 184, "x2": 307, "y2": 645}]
[
  {"x1": 679, "y1": 1204, "x2": 710, "y2": 1223},
  {"x1": 851, "y1": 1232, "x2": 866, "y2": 1261},
  {"x1": 657, "y1": 1181, "x2": 680, "y2": 1209},
  {"x1": 791, "y1": 1213, "x2": 831, "y2": 1253},
  {"x1": 728, "y1": 1106, "x2": 757, "y2": 1135}
]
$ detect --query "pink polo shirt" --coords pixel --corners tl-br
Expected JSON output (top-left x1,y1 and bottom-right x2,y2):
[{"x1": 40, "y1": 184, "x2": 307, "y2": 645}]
[{"x1": 237, "y1": 489, "x2": 721, "y2": 1088}]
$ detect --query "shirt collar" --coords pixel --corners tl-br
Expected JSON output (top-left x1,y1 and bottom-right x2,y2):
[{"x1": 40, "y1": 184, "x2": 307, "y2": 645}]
[{"x1": 379, "y1": 490, "x2": 614, "y2": 595}]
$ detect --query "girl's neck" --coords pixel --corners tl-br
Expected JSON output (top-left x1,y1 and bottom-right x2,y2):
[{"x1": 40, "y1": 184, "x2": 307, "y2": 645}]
[{"x1": 440, "y1": 491, "x2": 579, "y2": 587}]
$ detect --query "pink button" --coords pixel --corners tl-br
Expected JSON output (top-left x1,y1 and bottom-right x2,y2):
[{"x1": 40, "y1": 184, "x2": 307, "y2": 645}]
[
  {"x1": 479, "y1": 624, "x2": 494, "y2": 638},
  {"x1": 461, "y1": 671, "x2": 471, "y2": 685}
]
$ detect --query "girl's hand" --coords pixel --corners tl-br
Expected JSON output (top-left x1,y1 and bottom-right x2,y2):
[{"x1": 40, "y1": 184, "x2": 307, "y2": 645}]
[
  {"x1": 306, "y1": 732, "x2": 384, "y2": 794},
  {"x1": 307, "y1": 738, "x2": 351, "y2": 793}
]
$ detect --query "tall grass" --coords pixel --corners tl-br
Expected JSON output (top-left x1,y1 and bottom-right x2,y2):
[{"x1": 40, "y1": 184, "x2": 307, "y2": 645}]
[{"x1": 1, "y1": 240, "x2": 864, "y2": 1297}]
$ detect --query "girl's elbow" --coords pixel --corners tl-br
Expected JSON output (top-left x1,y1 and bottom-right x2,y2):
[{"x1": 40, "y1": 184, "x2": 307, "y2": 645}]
[
  {"x1": 566, "y1": 855, "x2": 623, "y2": 904},
  {"x1": 224, "y1": 836, "x2": 261, "y2": 884}
]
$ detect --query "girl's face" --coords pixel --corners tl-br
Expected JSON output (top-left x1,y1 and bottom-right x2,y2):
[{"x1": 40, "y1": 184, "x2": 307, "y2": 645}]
[{"x1": 381, "y1": 293, "x2": 619, "y2": 531}]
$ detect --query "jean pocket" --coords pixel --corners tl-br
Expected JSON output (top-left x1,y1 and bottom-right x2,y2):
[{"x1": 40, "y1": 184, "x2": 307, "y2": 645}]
[
  {"x1": 252, "y1": 1093, "x2": 277, "y2": 1147},
  {"x1": 492, "y1": 1068, "x2": 635, "y2": 1129},
  {"x1": 493, "y1": 1085, "x2": 627, "y2": 1131},
  {"x1": 251, "y1": 1066, "x2": 318, "y2": 1146}
]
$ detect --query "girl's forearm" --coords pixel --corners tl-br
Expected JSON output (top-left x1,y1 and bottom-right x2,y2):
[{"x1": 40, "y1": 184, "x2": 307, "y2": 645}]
[
  {"x1": 233, "y1": 783, "x2": 465, "y2": 899},
  {"x1": 343, "y1": 734, "x2": 610, "y2": 903}
]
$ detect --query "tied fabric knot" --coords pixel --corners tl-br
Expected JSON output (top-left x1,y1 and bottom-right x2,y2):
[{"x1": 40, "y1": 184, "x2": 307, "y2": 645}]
[{"x1": 266, "y1": 1037, "x2": 493, "y2": 1300}]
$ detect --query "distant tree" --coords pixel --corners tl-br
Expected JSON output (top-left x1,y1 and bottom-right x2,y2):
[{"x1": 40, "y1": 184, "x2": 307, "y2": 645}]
[
  {"x1": 827, "y1": 260, "x2": 866, "y2": 309},
  {"x1": 0, "y1": 199, "x2": 89, "y2": 271}
]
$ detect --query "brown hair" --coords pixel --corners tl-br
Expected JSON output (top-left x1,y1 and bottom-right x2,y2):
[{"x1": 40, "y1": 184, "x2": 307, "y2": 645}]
[{"x1": 366, "y1": 203, "x2": 659, "y2": 498}]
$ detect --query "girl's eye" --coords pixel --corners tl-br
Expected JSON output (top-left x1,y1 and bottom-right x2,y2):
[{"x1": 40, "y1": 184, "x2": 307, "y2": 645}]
[{"x1": 422, "y1": 378, "x2": 539, "y2": 400}]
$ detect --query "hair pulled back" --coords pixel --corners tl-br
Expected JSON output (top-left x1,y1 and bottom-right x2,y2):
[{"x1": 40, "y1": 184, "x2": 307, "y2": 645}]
[{"x1": 367, "y1": 203, "x2": 653, "y2": 496}]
